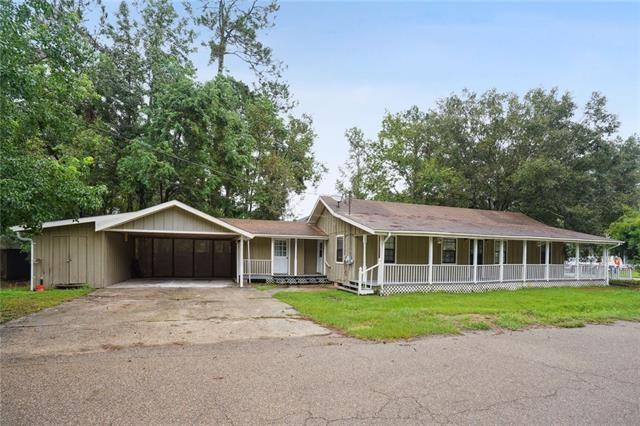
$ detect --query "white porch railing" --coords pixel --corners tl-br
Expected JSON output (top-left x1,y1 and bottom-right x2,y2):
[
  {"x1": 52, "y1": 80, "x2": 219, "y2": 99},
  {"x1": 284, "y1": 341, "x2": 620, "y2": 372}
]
[
  {"x1": 385, "y1": 264, "x2": 430, "y2": 284},
  {"x1": 432, "y1": 265, "x2": 473, "y2": 283},
  {"x1": 610, "y1": 267, "x2": 633, "y2": 280},
  {"x1": 244, "y1": 259, "x2": 272, "y2": 275}
]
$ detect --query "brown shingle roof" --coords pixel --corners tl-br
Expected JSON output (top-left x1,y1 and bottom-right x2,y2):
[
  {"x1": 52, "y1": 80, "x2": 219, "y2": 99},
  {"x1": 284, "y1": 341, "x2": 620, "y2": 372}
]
[
  {"x1": 318, "y1": 196, "x2": 616, "y2": 243},
  {"x1": 221, "y1": 218, "x2": 326, "y2": 238}
]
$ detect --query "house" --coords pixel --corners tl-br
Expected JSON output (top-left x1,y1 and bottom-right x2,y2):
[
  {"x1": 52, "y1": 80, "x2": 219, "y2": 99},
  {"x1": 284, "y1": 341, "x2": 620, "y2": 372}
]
[{"x1": 12, "y1": 196, "x2": 620, "y2": 295}]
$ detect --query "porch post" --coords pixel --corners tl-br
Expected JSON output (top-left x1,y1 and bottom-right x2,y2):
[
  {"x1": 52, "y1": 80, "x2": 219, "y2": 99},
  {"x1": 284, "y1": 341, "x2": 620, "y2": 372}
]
[
  {"x1": 522, "y1": 240, "x2": 527, "y2": 283},
  {"x1": 473, "y1": 239, "x2": 478, "y2": 284},
  {"x1": 247, "y1": 239, "x2": 252, "y2": 283},
  {"x1": 294, "y1": 238, "x2": 298, "y2": 276},
  {"x1": 604, "y1": 246, "x2": 609, "y2": 284},
  {"x1": 499, "y1": 240, "x2": 504, "y2": 282},
  {"x1": 270, "y1": 238, "x2": 274, "y2": 276},
  {"x1": 545, "y1": 241, "x2": 550, "y2": 281},
  {"x1": 362, "y1": 235, "x2": 367, "y2": 271},
  {"x1": 428, "y1": 236, "x2": 433, "y2": 284},
  {"x1": 239, "y1": 238, "x2": 244, "y2": 287},
  {"x1": 377, "y1": 235, "x2": 385, "y2": 291},
  {"x1": 575, "y1": 243, "x2": 580, "y2": 281}
]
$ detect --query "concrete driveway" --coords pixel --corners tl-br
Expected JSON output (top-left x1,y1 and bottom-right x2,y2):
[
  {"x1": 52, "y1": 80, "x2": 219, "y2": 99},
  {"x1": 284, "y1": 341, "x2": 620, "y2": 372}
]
[
  {"x1": 1, "y1": 288, "x2": 639, "y2": 425},
  {"x1": 0, "y1": 286, "x2": 330, "y2": 358}
]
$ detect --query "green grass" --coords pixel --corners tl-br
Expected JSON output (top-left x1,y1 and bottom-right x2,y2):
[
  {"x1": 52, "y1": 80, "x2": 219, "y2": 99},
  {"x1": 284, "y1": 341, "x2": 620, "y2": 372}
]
[
  {"x1": 0, "y1": 287, "x2": 92, "y2": 323},
  {"x1": 274, "y1": 287, "x2": 640, "y2": 340}
]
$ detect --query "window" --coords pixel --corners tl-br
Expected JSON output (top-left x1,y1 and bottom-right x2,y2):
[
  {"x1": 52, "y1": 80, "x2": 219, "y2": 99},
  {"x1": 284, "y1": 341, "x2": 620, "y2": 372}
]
[
  {"x1": 384, "y1": 237, "x2": 396, "y2": 264},
  {"x1": 442, "y1": 239, "x2": 457, "y2": 264},
  {"x1": 493, "y1": 240, "x2": 508, "y2": 264},
  {"x1": 335, "y1": 235, "x2": 344, "y2": 263},
  {"x1": 274, "y1": 240, "x2": 288, "y2": 257}
]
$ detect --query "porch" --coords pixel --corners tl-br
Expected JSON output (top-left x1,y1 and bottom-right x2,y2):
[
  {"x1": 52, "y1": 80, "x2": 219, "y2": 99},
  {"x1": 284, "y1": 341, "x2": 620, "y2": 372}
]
[
  {"x1": 343, "y1": 235, "x2": 612, "y2": 295},
  {"x1": 237, "y1": 236, "x2": 329, "y2": 285}
]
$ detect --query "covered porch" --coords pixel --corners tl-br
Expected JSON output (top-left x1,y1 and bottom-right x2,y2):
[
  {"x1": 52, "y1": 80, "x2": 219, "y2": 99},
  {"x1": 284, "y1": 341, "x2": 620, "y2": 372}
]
[
  {"x1": 348, "y1": 234, "x2": 613, "y2": 295},
  {"x1": 237, "y1": 236, "x2": 330, "y2": 285}
]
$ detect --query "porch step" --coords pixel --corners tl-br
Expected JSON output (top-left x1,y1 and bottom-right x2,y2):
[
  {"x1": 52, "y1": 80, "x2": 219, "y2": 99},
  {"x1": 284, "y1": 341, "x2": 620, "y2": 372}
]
[
  {"x1": 271, "y1": 275, "x2": 331, "y2": 285},
  {"x1": 337, "y1": 281, "x2": 375, "y2": 295}
]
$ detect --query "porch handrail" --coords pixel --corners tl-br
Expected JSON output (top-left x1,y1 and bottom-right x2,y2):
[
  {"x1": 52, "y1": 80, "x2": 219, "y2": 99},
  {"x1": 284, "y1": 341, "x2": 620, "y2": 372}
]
[
  {"x1": 244, "y1": 259, "x2": 271, "y2": 275},
  {"x1": 358, "y1": 263, "x2": 379, "y2": 294}
]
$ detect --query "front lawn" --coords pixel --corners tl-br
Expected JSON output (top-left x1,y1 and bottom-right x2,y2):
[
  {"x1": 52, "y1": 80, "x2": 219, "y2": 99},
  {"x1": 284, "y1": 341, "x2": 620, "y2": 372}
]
[
  {"x1": 0, "y1": 287, "x2": 92, "y2": 323},
  {"x1": 275, "y1": 287, "x2": 640, "y2": 340}
]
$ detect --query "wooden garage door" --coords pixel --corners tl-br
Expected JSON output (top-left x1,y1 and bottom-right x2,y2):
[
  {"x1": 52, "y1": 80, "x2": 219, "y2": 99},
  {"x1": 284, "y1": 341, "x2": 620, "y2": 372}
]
[{"x1": 52, "y1": 236, "x2": 88, "y2": 285}]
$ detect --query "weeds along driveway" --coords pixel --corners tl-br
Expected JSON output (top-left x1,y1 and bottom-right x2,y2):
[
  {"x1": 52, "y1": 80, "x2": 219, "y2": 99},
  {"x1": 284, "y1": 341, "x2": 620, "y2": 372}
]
[{"x1": 0, "y1": 287, "x2": 331, "y2": 358}]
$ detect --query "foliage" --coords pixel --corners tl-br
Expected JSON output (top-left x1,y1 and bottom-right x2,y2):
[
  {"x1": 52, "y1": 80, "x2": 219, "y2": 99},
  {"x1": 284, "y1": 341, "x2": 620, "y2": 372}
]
[
  {"x1": 0, "y1": 0, "x2": 106, "y2": 233},
  {"x1": 275, "y1": 287, "x2": 640, "y2": 340},
  {"x1": 337, "y1": 89, "x2": 640, "y2": 236},
  {"x1": 607, "y1": 208, "x2": 640, "y2": 263},
  {"x1": 0, "y1": 286, "x2": 92, "y2": 323}
]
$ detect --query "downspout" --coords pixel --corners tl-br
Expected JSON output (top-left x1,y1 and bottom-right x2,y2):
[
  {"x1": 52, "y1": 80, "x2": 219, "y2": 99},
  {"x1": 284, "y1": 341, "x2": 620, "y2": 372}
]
[{"x1": 15, "y1": 232, "x2": 34, "y2": 291}]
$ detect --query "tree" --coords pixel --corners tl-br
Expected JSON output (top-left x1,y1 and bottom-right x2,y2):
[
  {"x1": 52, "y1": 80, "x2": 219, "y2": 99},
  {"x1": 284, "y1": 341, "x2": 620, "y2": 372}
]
[
  {"x1": 607, "y1": 209, "x2": 640, "y2": 263},
  {"x1": 345, "y1": 89, "x2": 640, "y2": 236},
  {"x1": 195, "y1": 0, "x2": 291, "y2": 109},
  {"x1": 0, "y1": 0, "x2": 105, "y2": 233},
  {"x1": 336, "y1": 128, "x2": 372, "y2": 199}
]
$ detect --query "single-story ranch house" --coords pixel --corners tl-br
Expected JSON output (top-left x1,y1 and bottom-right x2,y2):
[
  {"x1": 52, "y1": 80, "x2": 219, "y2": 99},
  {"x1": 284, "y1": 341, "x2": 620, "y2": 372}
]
[{"x1": 14, "y1": 196, "x2": 620, "y2": 295}]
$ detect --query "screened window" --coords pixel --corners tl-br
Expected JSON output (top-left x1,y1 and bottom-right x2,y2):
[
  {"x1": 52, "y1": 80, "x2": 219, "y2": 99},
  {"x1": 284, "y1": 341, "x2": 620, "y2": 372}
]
[
  {"x1": 384, "y1": 237, "x2": 396, "y2": 264},
  {"x1": 540, "y1": 244, "x2": 550, "y2": 264},
  {"x1": 442, "y1": 239, "x2": 457, "y2": 264},
  {"x1": 335, "y1": 235, "x2": 344, "y2": 263},
  {"x1": 469, "y1": 240, "x2": 484, "y2": 265},
  {"x1": 493, "y1": 240, "x2": 508, "y2": 264}
]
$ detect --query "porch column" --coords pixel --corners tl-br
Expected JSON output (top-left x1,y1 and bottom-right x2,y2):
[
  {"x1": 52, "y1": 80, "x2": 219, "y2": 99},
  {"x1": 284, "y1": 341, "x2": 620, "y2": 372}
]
[
  {"x1": 239, "y1": 238, "x2": 244, "y2": 287},
  {"x1": 604, "y1": 246, "x2": 609, "y2": 284},
  {"x1": 294, "y1": 238, "x2": 298, "y2": 276},
  {"x1": 428, "y1": 236, "x2": 433, "y2": 284},
  {"x1": 270, "y1": 238, "x2": 274, "y2": 276},
  {"x1": 247, "y1": 239, "x2": 252, "y2": 283},
  {"x1": 362, "y1": 235, "x2": 367, "y2": 271},
  {"x1": 522, "y1": 240, "x2": 527, "y2": 283},
  {"x1": 499, "y1": 240, "x2": 504, "y2": 282},
  {"x1": 377, "y1": 235, "x2": 386, "y2": 291},
  {"x1": 473, "y1": 239, "x2": 478, "y2": 283},
  {"x1": 545, "y1": 241, "x2": 550, "y2": 281},
  {"x1": 575, "y1": 243, "x2": 580, "y2": 281}
]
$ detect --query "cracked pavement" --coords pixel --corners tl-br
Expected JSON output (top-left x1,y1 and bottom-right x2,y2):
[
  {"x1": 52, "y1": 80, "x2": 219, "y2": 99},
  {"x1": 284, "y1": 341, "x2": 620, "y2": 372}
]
[{"x1": 1, "y1": 288, "x2": 639, "y2": 424}]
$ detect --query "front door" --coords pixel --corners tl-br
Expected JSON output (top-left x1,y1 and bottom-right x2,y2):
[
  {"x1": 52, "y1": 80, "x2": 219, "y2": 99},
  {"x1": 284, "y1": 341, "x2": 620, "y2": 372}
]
[
  {"x1": 52, "y1": 236, "x2": 70, "y2": 284},
  {"x1": 316, "y1": 241, "x2": 324, "y2": 273},
  {"x1": 273, "y1": 239, "x2": 289, "y2": 274}
]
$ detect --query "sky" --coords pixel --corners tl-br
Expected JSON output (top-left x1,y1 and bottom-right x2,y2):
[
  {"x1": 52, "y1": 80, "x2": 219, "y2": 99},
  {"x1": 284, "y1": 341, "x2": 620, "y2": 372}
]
[{"x1": 102, "y1": 0, "x2": 640, "y2": 218}]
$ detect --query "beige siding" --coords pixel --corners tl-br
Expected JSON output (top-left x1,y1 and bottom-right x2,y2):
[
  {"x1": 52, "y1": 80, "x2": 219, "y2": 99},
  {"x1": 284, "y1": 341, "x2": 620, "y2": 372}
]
[
  {"x1": 111, "y1": 206, "x2": 233, "y2": 234},
  {"x1": 552, "y1": 242, "x2": 564, "y2": 264},
  {"x1": 103, "y1": 232, "x2": 133, "y2": 286},
  {"x1": 33, "y1": 224, "x2": 104, "y2": 289},
  {"x1": 246, "y1": 237, "x2": 271, "y2": 260},
  {"x1": 316, "y1": 207, "x2": 365, "y2": 283}
]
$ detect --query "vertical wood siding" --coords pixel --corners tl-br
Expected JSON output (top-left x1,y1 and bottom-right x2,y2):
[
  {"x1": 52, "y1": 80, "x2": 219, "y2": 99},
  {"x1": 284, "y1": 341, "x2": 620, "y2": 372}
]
[{"x1": 111, "y1": 207, "x2": 233, "y2": 234}]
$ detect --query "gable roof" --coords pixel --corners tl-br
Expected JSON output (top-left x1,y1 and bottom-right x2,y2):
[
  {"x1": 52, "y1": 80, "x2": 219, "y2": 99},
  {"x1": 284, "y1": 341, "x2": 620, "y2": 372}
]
[
  {"x1": 221, "y1": 218, "x2": 326, "y2": 238},
  {"x1": 310, "y1": 196, "x2": 619, "y2": 244},
  {"x1": 13, "y1": 201, "x2": 253, "y2": 238}
]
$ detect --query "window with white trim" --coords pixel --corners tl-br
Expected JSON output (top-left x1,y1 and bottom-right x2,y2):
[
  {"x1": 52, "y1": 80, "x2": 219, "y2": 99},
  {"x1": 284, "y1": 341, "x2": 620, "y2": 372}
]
[
  {"x1": 442, "y1": 239, "x2": 457, "y2": 264},
  {"x1": 539, "y1": 243, "x2": 550, "y2": 264},
  {"x1": 335, "y1": 235, "x2": 344, "y2": 263},
  {"x1": 384, "y1": 236, "x2": 396, "y2": 264}
]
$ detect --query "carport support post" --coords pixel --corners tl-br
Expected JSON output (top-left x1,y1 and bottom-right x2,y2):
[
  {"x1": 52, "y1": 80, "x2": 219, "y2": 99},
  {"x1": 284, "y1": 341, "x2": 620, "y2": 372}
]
[
  {"x1": 239, "y1": 238, "x2": 244, "y2": 287},
  {"x1": 545, "y1": 241, "x2": 550, "y2": 281},
  {"x1": 270, "y1": 239, "x2": 275, "y2": 276},
  {"x1": 604, "y1": 246, "x2": 609, "y2": 284},
  {"x1": 247, "y1": 239, "x2": 252, "y2": 284}
]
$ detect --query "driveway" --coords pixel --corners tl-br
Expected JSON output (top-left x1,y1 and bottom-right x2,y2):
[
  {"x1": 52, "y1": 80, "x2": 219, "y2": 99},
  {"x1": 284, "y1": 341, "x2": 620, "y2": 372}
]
[
  {"x1": 0, "y1": 286, "x2": 330, "y2": 358},
  {"x1": 1, "y1": 288, "x2": 639, "y2": 425}
]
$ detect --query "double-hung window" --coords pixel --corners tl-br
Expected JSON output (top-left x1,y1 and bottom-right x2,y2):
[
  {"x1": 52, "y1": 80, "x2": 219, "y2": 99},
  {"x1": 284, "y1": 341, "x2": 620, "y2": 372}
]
[
  {"x1": 384, "y1": 237, "x2": 396, "y2": 264},
  {"x1": 493, "y1": 240, "x2": 508, "y2": 264},
  {"x1": 335, "y1": 235, "x2": 344, "y2": 263},
  {"x1": 442, "y1": 239, "x2": 457, "y2": 264}
]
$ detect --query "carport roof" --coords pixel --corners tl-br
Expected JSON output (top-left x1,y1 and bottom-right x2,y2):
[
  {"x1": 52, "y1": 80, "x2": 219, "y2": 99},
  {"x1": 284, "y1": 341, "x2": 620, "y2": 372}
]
[{"x1": 221, "y1": 218, "x2": 327, "y2": 239}]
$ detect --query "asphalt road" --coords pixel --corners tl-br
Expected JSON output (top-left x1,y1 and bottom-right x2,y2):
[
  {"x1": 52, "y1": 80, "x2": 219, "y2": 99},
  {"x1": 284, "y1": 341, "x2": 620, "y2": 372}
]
[{"x1": 1, "y1": 288, "x2": 639, "y2": 425}]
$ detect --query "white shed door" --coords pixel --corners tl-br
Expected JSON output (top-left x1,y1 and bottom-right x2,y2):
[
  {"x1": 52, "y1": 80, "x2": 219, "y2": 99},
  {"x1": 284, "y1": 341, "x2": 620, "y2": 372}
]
[{"x1": 273, "y1": 239, "x2": 289, "y2": 274}]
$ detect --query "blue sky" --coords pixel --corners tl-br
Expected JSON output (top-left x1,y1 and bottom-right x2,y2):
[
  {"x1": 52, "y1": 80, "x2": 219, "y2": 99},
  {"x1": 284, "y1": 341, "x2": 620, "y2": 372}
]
[
  {"x1": 100, "y1": 1, "x2": 640, "y2": 217},
  {"x1": 226, "y1": 1, "x2": 639, "y2": 218}
]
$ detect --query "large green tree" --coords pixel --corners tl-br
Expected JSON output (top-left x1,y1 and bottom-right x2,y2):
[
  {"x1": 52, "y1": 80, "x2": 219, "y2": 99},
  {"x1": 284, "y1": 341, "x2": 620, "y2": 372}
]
[
  {"x1": 0, "y1": 0, "x2": 105, "y2": 233},
  {"x1": 338, "y1": 89, "x2": 640, "y2": 235}
]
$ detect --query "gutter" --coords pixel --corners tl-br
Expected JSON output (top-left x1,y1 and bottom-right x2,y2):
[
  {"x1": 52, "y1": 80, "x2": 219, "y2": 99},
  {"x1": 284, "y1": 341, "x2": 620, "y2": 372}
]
[{"x1": 15, "y1": 232, "x2": 34, "y2": 291}]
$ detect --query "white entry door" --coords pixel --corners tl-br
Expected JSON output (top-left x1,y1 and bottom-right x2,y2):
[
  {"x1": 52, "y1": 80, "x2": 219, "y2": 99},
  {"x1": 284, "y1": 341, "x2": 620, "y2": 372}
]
[
  {"x1": 273, "y1": 239, "x2": 289, "y2": 274},
  {"x1": 316, "y1": 241, "x2": 324, "y2": 273}
]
